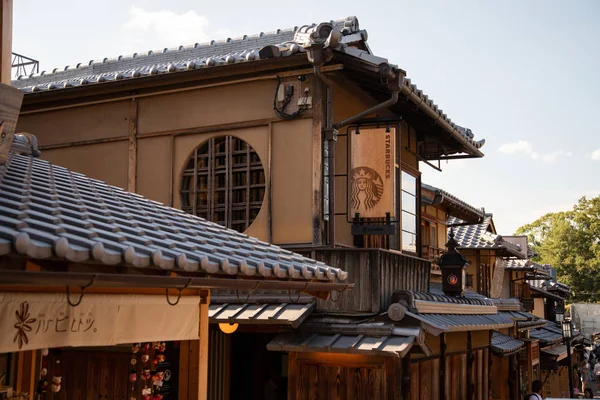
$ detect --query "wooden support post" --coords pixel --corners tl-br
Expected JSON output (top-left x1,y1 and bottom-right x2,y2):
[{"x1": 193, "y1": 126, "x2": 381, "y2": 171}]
[
  {"x1": 178, "y1": 289, "x2": 210, "y2": 400},
  {"x1": 311, "y1": 75, "x2": 324, "y2": 245},
  {"x1": 0, "y1": 0, "x2": 12, "y2": 84},
  {"x1": 467, "y1": 331, "x2": 474, "y2": 400},
  {"x1": 198, "y1": 289, "x2": 209, "y2": 400},
  {"x1": 440, "y1": 333, "x2": 446, "y2": 400},
  {"x1": 15, "y1": 350, "x2": 36, "y2": 399},
  {"x1": 127, "y1": 98, "x2": 138, "y2": 192}
]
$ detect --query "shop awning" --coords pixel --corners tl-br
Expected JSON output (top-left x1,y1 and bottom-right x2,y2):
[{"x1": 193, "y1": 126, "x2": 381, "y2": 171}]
[
  {"x1": 405, "y1": 311, "x2": 514, "y2": 336},
  {"x1": 529, "y1": 323, "x2": 563, "y2": 345},
  {"x1": 209, "y1": 302, "x2": 315, "y2": 328},
  {"x1": 499, "y1": 311, "x2": 546, "y2": 330},
  {"x1": 267, "y1": 332, "x2": 415, "y2": 358},
  {"x1": 491, "y1": 331, "x2": 524, "y2": 356},
  {"x1": 541, "y1": 344, "x2": 570, "y2": 361},
  {"x1": 0, "y1": 292, "x2": 200, "y2": 353}
]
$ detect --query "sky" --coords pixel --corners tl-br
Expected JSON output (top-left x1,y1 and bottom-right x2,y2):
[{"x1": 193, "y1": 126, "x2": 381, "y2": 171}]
[{"x1": 11, "y1": 0, "x2": 600, "y2": 235}]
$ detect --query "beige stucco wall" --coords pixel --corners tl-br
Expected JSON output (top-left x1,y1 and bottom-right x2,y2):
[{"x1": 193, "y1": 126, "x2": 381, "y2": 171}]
[
  {"x1": 16, "y1": 73, "x2": 421, "y2": 248},
  {"x1": 17, "y1": 101, "x2": 130, "y2": 146},
  {"x1": 533, "y1": 297, "x2": 546, "y2": 319},
  {"x1": 41, "y1": 141, "x2": 128, "y2": 189}
]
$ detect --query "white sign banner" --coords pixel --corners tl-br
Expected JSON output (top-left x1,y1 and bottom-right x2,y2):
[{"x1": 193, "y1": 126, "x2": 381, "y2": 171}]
[{"x1": 0, "y1": 292, "x2": 200, "y2": 353}]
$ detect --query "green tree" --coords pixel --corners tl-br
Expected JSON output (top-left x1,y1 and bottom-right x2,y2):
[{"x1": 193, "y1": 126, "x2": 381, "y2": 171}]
[{"x1": 515, "y1": 196, "x2": 600, "y2": 302}]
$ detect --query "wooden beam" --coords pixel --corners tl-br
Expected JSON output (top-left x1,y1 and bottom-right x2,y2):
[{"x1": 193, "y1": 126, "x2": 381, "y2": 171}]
[
  {"x1": 198, "y1": 289, "x2": 210, "y2": 400},
  {"x1": 127, "y1": 98, "x2": 138, "y2": 192},
  {"x1": 0, "y1": 0, "x2": 11, "y2": 84},
  {"x1": 15, "y1": 350, "x2": 36, "y2": 399}
]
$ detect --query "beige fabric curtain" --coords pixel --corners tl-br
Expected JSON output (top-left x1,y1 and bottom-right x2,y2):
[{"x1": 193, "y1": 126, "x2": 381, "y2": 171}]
[{"x1": 0, "y1": 292, "x2": 200, "y2": 353}]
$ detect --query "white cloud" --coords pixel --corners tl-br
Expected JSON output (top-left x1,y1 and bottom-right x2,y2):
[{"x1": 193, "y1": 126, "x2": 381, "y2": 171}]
[
  {"x1": 498, "y1": 140, "x2": 533, "y2": 155},
  {"x1": 498, "y1": 140, "x2": 571, "y2": 163},
  {"x1": 541, "y1": 150, "x2": 572, "y2": 163},
  {"x1": 587, "y1": 148, "x2": 600, "y2": 161},
  {"x1": 121, "y1": 6, "x2": 212, "y2": 53}
]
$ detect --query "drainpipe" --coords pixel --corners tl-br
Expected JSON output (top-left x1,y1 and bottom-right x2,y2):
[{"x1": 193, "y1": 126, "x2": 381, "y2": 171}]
[
  {"x1": 313, "y1": 65, "x2": 336, "y2": 247},
  {"x1": 308, "y1": 44, "x2": 402, "y2": 246}
]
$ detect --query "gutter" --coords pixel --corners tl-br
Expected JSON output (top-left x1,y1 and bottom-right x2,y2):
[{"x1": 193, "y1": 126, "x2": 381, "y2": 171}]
[{"x1": 0, "y1": 270, "x2": 354, "y2": 292}]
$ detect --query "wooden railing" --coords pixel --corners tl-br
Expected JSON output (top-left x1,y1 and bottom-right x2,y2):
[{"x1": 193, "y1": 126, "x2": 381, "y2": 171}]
[
  {"x1": 511, "y1": 282, "x2": 524, "y2": 299},
  {"x1": 296, "y1": 247, "x2": 431, "y2": 313},
  {"x1": 422, "y1": 245, "x2": 445, "y2": 261}
]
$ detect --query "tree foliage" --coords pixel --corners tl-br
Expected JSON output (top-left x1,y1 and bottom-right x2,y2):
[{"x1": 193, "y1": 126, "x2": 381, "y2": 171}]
[{"x1": 515, "y1": 196, "x2": 600, "y2": 302}]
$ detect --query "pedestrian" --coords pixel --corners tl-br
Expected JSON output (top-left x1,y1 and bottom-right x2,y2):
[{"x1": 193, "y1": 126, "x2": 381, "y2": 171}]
[
  {"x1": 584, "y1": 387, "x2": 594, "y2": 398},
  {"x1": 526, "y1": 380, "x2": 543, "y2": 400},
  {"x1": 595, "y1": 359, "x2": 600, "y2": 394}
]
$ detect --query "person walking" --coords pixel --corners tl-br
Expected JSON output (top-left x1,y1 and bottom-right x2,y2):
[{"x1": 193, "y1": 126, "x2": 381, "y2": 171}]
[{"x1": 526, "y1": 380, "x2": 544, "y2": 400}]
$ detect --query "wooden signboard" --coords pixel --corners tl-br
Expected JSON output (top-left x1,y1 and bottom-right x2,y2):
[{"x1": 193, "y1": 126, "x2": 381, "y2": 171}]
[
  {"x1": 348, "y1": 127, "x2": 396, "y2": 219},
  {"x1": 0, "y1": 83, "x2": 24, "y2": 165},
  {"x1": 490, "y1": 258, "x2": 506, "y2": 298}
]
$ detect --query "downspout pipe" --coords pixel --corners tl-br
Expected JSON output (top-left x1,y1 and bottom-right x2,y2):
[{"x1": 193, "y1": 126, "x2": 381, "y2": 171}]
[
  {"x1": 313, "y1": 65, "x2": 336, "y2": 247},
  {"x1": 309, "y1": 45, "x2": 402, "y2": 246},
  {"x1": 333, "y1": 85, "x2": 400, "y2": 130}
]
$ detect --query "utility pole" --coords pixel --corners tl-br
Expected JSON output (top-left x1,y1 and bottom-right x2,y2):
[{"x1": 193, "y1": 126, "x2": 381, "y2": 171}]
[
  {"x1": 0, "y1": 0, "x2": 24, "y2": 167},
  {"x1": 0, "y1": 0, "x2": 12, "y2": 84}
]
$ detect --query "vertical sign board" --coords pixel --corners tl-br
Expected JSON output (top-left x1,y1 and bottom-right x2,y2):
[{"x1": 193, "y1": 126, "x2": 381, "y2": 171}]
[
  {"x1": 0, "y1": 83, "x2": 24, "y2": 165},
  {"x1": 348, "y1": 127, "x2": 396, "y2": 219},
  {"x1": 489, "y1": 258, "x2": 506, "y2": 299}
]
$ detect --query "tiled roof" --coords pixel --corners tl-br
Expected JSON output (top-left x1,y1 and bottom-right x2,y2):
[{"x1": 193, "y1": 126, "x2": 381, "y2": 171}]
[
  {"x1": 11, "y1": 17, "x2": 368, "y2": 93},
  {"x1": 11, "y1": 17, "x2": 485, "y2": 156},
  {"x1": 529, "y1": 322, "x2": 564, "y2": 345},
  {"x1": 0, "y1": 153, "x2": 347, "y2": 282},
  {"x1": 421, "y1": 183, "x2": 484, "y2": 223},
  {"x1": 491, "y1": 298, "x2": 522, "y2": 311},
  {"x1": 540, "y1": 343, "x2": 569, "y2": 360},
  {"x1": 208, "y1": 301, "x2": 315, "y2": 328},
  {"x1": 491, "y1": 331, "x2": 524, "y2": 356},
  {"x1": 448, "y1": 215, "x2": 523, "y2": 257},
  {"x1": 530, "y1": 286, "x2": 565, "y2": 301},
  {"x1": 405, "y1": 311, "x2": 514, "y2": 335},
  {"x1": 267, "y1": 331, "x2": 415, "y2": 357}
]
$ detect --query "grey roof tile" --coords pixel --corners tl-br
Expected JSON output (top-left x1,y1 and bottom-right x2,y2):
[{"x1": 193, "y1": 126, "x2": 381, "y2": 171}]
[
  {"x1": 421, "y1": 182, "x2": 484, "y2": 223},
  {"x1": 405, "y1": 311, "x2": 514, "y2": 334},
  {"x1": 448, "y1": 214, "x2": 523, "y2": 257},
  {"x1": 0, "y1": 154, "x2": 347, "y2": 282},
  {"x1": 491, "y1": 331, "x2": 524, "y2": 356},
  {"x1": 11, "y1": 17, "x2": 485, "y2": 156},
  {"x1": 268, "y1": 331, "x2": 415, "y2": 357},
  {"x1": 12, "y1": 17, "x2": 360, "y2": 93}
]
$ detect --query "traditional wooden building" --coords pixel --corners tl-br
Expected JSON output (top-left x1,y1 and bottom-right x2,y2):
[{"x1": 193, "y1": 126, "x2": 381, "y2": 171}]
[
  {"x1": 5, "y1": 15, "x2": 508, "y2": 400},
  {"x1": 0, "y1": 136, "x2": 350, "y2": 399}
]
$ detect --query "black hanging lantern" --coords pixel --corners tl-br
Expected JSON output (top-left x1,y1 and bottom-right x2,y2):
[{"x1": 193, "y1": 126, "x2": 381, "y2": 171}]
[{"x1": 437, "y1": 228, "x2": 469, "y2": 297}]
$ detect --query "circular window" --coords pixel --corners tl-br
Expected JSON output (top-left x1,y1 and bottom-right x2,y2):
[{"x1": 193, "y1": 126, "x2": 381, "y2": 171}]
[{"x1": 180, "y1": 136, "x2": 266, "y2": 233}]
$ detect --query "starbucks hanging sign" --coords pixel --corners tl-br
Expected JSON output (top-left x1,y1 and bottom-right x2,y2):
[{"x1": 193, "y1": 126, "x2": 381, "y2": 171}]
[{"x1": 348, "y1": 127, "x2": 396, "y2": 219}]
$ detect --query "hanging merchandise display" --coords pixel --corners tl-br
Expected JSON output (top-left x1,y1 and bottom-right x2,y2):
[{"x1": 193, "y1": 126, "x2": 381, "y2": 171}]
[
  {"x1": 36, "y1": 348, "x2": 49, "y2": 395},
  {"x1": 130, "y1": 343, "x2": 140, "y2": 400},
  {"x1": 141, "y1": 343, "x2": 152, "y2": 400},
  {"x1": 151, "y1": 342, "x2": 167, "y2": 400},
  {"x1": 50, "y1": 349, "x2": 62, "y2": 393}
]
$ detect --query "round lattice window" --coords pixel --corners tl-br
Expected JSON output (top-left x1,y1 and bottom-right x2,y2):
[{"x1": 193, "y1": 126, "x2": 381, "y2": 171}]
[{"x1": 180, "y1": 136, "x2": 266, "y2": 233}]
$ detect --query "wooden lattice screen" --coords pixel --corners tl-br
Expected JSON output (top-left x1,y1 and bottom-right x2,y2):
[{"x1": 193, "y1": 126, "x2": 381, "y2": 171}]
[{"x1": 181, "y1": 136, "x2": 265, "y2": 232}]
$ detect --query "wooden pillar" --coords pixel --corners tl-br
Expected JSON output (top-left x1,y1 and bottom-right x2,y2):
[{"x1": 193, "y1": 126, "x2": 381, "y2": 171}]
[
  {"x1": 179, "y1": 289, "x2": 210, "y2": 400},
  {"x1": 467, "y1": 332, "x2": 474, "y2": 400},
  {"x1": 127, "y1": 98, "x2": 139, "y2": 192},
  {"x1": 440, "y1": 333, "x2": 446, "y2": 400},
  {"x1": 0, "y1": 0, "x2": 11, "y2": 84},
  {"x1": 311, "y1": 75, "x2": 324, "y2": 246},
  {"x1": 15, "y1": 350, "x2": 36, "y2": 400},
  {"x1": 198, "y1": 289, "x2": 209, "y2": 400}
]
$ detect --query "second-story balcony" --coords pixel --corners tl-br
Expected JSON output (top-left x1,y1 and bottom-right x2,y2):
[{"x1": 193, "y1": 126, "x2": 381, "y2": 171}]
[{"x1": 295, "y1": 247, "x2": 431, "y2": 313}]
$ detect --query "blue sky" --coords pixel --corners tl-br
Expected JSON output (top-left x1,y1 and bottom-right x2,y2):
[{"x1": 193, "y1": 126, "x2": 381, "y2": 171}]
[{"x1": 12, "y1": 0, "x2": 600, "y2": 234}]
